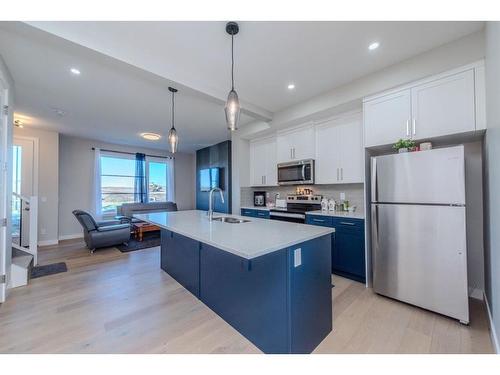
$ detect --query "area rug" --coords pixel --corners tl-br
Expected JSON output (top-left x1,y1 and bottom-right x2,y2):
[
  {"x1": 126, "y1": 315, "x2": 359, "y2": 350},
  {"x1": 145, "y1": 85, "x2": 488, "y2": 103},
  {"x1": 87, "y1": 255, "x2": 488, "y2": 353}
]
[
  {"x1": 117, "y1": 232, "x2": 161, "y2": 253},
  {"x1": 31, "y1": 262, "x2": 68, "y2": 279}
]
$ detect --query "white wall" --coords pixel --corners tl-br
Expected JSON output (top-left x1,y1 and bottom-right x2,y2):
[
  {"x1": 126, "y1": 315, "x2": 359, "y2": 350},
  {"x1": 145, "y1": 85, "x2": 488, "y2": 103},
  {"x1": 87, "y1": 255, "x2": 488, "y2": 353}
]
[
  {"x1": 0, "y1": 54, "x2": 14, "y2": 295},
  {"x1": 13, "y1": 126, "x2": 59, "y2": 246},
  {"x1": 58, "y1": 135, "x2": 195, "y2": 239},
  {"x1": 484, "y1": 21, "x2": 500, "y2": 353},
  {"x1": 232, "y1": 31, "x2": 486, "y2": 214}
]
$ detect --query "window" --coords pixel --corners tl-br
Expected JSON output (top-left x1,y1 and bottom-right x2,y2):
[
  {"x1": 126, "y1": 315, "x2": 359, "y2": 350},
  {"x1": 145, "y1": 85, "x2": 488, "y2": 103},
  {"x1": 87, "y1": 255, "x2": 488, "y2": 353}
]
[
  {"x1": 100, "y1": 154, "x2": 136, "y2": 215},
  {"x1": 99, "y1": 153, "x2": 174, "y2": 215},
  {"x1": 147, "y1": 160, "x2": 168, "y2": 202}
]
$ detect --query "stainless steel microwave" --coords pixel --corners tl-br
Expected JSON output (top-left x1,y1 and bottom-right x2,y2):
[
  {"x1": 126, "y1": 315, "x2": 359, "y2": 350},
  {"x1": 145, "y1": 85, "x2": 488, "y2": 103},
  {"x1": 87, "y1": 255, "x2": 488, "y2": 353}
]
[{"x1": 277, "y1": 159, "x2": 315, "y2": 185}]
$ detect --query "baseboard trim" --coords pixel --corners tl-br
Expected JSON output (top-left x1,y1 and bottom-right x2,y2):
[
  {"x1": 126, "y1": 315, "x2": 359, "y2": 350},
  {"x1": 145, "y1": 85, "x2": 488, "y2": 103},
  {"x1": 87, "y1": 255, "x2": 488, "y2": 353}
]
[
  {"x1": 38, "y1": 239, "x2": 58, "y2": 247},
  {"x1": 484, "y1": 291, "x2": 499, "y2": 354},
  {"x1": 58, "y1": 233, "x2": 83, "y2": 241},
  {"x1": 469, "y1": 287, "x2": 484, "y2": 300}
]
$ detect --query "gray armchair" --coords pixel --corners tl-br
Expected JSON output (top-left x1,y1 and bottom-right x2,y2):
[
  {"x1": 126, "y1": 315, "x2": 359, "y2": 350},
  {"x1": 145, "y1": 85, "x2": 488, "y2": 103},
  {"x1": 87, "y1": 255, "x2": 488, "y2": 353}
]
[{"x1": 72, "y1": 210, "x2": 131, "y2": 253}]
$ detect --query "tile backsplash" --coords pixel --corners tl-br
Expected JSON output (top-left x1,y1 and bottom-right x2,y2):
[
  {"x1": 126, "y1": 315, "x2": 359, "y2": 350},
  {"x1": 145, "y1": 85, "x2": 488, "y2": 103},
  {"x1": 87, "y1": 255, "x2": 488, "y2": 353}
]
[{"x1": 241, "y1": 183, "x2": 365, "y2": 212}]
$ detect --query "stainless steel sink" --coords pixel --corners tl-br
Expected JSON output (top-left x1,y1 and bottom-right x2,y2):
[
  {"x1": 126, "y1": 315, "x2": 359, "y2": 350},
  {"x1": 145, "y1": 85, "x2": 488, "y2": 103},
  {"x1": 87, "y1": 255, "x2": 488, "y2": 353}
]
[{"x1": 213, "y1": 217, "x2": 250, "y2": 224}]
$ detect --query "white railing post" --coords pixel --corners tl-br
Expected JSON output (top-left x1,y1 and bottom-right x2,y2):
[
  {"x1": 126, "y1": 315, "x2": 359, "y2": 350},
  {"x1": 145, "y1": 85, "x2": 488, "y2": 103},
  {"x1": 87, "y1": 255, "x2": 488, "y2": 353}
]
[{"x1": 29, "y1": 196, "x2": 38, "y2": 265}]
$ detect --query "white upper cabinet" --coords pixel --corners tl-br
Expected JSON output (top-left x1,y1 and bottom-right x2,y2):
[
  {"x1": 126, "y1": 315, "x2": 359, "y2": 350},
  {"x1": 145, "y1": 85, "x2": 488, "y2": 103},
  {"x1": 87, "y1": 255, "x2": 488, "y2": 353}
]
[
  {"x1": 315, "y1": 113, "x2": 364, "y2": 184},
  {"x1": 411, "y1": 70, "x2": 475, "y2": 140},
  {"x1": 276, "y1": 125, "x2": 315, "y2": 163},
  {"x1": 363, "y1": 63, "x2": 485, "y2": 148},
  {"x1": 363, "y1": 89, "x2": 411, "y2": 147},
  {"x1": 250, "y1": 137, "x2": 277, "y2": 187}
]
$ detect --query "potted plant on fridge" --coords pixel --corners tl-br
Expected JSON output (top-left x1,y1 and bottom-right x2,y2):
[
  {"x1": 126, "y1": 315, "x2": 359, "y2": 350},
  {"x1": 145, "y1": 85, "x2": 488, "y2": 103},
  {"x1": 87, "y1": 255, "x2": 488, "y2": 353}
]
[{"x1": 393, "y1": 138, "x2": 416, "y2": 153}]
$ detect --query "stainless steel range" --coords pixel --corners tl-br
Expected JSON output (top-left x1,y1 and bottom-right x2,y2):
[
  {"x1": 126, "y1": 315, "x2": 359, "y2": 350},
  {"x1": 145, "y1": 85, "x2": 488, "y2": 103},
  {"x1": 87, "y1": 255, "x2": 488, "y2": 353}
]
[{"x1": 269, "y1": 195, "x2": 322, "y2": 223}]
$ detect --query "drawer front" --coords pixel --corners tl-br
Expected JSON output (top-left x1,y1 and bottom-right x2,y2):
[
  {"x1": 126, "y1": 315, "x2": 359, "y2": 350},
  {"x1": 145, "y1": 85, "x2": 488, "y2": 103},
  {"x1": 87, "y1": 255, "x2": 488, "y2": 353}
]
[
  {"x1": 331, "y1": 217, "x2": 364, "y2": 231},
  {"x1": 305, "y1": 215, "x2": 333, "y2": 227},
  {"x1": 255, "y1": 210, "x2": 270, "y2": 219},
  {"x1": 241, "y1": 209, "x2": 256, "y2": 217}
]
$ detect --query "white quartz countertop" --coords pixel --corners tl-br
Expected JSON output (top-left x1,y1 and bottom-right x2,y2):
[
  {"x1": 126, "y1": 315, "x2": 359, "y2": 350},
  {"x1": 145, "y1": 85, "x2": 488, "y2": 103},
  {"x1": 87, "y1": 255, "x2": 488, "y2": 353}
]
[
  {"x1": 306, "y1": 210, "x2": 365, "y2": 219},
  {"x1": 135, "y1": 210, "x2": 333, "y2": 260},
  {"x1": 240, "y1": 206, "x2": 273, "y2": 211}
]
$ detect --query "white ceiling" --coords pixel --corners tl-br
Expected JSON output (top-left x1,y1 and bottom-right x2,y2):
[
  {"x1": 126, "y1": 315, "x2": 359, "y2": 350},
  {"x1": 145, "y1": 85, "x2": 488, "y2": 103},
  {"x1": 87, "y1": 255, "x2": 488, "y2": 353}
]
[{"x1": 0, "y1": 21, "x2": 485, "y2": 152}]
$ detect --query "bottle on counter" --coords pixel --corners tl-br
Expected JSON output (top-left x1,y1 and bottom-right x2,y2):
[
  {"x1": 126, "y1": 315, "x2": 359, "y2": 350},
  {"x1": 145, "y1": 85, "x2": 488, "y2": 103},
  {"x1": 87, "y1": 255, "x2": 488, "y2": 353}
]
[
  {"x1": 328, "y1": 199, "x2": 336, "y2": 211},
  {"x1": 321, "y1": 198, "x2": 328, "y2": 211}
]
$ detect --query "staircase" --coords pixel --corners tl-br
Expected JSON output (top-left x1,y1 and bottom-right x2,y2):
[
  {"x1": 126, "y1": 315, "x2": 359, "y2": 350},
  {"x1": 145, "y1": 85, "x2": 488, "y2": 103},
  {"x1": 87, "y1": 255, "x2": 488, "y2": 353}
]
[
  {"x1": 10, "y1": 193, "x2": 38, "y2": 288},
  {"x1": 10, "y1": 248, "x2": 33, "y2": 288}
]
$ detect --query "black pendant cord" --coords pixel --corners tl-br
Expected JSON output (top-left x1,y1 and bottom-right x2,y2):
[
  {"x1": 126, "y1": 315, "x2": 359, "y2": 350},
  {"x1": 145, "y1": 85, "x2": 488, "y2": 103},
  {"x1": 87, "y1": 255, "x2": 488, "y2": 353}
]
[
  {"x1": 231, "y1": 34, "x2": 235, "y2": 91},
  {"x1": 171, "y1": 90, "x2": 175, "y2": 130}
]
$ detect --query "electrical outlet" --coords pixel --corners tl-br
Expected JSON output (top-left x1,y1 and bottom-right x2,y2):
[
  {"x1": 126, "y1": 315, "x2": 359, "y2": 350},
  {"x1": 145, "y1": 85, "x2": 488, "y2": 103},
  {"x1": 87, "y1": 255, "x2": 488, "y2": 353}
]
[
  {"x1": 340, "y1": 192, "x2": 346, "y2": 201},
  {"x1": 294, "y1": 248, "x2": 302, "y2": 267},
  {"x1": 41, "y1": 228, "x2": 46, "y2": 235}
]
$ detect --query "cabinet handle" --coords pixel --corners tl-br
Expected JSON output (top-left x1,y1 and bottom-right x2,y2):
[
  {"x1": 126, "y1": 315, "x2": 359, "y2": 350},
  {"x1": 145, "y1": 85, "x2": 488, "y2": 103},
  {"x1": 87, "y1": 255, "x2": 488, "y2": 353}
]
[
  {"x1": 340, "y1": 221, "x2": 355, "y2": 226},
  {"x1": 263, "y1": 175, "x2": 266, "y2": 185},
  {"x1": 290, "y1": 148, "x2": 293, "y2": 159},
  {"x1": 293, "y1": 148, "x2": 296, "y2": 159},
  {"x1": 406, "y1": 119, "x2": 410, "y2": 137},
  {"x1": 313, "y1": 218, "x2": 325, "y2": 223},
  {"x1": 412, "y1": 119, "x2": 416, "y2": 136},
  {"x1": 341, "y1": 168, "x2": 343, "y2": 181}
]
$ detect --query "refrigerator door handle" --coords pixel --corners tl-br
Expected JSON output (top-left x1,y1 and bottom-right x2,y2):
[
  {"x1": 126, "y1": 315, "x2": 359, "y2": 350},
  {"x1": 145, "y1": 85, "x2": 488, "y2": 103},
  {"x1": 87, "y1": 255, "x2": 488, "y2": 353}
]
[
  {"x1": 371, "y1": 204, "x2": 379, "y2": 287},
  {"x1": 371, "y1": 158, "x2": 377, "y2": 202}
]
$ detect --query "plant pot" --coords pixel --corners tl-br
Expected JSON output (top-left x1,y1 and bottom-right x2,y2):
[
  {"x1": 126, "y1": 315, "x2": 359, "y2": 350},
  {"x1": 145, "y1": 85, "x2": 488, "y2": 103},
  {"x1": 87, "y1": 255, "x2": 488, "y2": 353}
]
[{"x1": 398, "y1": 148, "x2": 409, "y2": 153}]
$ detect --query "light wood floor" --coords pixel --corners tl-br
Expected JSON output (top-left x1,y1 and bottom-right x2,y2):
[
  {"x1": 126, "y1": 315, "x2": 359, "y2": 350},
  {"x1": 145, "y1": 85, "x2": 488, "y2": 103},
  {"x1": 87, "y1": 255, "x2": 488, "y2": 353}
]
[{"x1": 0, "y1": 239, "x2": 494, "y2": 354}]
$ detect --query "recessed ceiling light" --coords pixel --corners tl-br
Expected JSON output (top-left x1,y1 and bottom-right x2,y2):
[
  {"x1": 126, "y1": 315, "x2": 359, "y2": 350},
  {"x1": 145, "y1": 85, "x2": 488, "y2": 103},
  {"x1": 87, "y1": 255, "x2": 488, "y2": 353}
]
[
  {"x1": 287, "y1": 83, "x2": 295, "y2": 90},
  {"x1": 141, "y1": 132, "x2": 161, "y2": 141},
  {"x1": 368, "y1": 42, "x2": 380, "y2": 51},
  {"x1": 70, "y1": 68, "x2": 81, "y2": 75}
]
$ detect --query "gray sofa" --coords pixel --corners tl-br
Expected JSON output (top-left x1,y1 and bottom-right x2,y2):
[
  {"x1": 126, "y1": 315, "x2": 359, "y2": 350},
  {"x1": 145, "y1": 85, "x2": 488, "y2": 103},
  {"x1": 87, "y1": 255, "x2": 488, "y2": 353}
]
[
  {"x1": 72, "y1": 210, "x2": 131, "y2": 253},
  {"x1": 116, "y1": 201, "x2": 178, "y2": 223}
]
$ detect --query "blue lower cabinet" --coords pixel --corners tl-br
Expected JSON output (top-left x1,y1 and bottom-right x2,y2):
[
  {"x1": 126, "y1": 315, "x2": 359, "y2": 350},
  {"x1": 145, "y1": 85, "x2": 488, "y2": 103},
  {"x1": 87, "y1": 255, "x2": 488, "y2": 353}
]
[
  {"x1": 332, "y1": 219, "x2": 366, "y2": 283},
  {"x1": 199, "y1": 244, "x2": 289, "y2": 353},
  {"x1": 160, "y1": 229, "x2": 332, "y2": 353},
  {"x1": 240, "y1": 208, "x2": 270, "y2": 219},
  {"x1": 305, "y1": 215, "x2": 366, "y2": 283},
  {"x1": 160, "y1": 229, "x2": 200, "y2": 297},
  {"x1": 289, "y1": 235, "x2": 332, "y2": 354}
]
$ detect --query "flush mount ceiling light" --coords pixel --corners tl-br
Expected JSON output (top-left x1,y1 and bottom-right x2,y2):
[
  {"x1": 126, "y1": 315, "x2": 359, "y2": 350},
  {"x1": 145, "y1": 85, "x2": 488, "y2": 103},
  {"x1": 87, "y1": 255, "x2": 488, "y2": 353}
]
[
  {"x1": 287, "y1": 83, "x2": 295, "y2": 90},
  {"x1": 224, "y1": 21, "x2": 240, "y2": 132},
  {"x1": 70, "y1": 68, "x2": 81, "y2": 75},
  {"x1": 140, "y1": 132, "x2": 161, "y2": 141},
  {"x1": 168, "y1": 86, "x2": 179, "y2": 154},
  {"x1": 368, "y1": 42, "x2": 380, "y2": 51}
]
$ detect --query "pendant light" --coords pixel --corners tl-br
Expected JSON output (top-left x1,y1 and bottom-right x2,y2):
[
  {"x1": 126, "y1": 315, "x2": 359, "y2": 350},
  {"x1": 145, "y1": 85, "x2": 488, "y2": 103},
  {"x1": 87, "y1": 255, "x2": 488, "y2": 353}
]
[
  {"x1": 168, "y1": 86, "x2": 179, "y2": 153},
  {"x1": 225, "y1": 21, "x2": 240, "y2": 131}
]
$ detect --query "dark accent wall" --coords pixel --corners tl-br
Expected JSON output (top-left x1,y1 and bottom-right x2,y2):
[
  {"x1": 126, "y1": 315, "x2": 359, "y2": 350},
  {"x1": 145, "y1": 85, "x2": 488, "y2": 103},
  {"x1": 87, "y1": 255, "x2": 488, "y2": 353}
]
[{"x1": 196, "y1": 140, "x2": 232, "y2": 214}]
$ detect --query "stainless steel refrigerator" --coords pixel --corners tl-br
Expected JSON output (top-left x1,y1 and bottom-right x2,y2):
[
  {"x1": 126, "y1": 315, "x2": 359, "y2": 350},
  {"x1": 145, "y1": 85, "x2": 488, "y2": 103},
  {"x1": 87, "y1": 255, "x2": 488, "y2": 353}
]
[{"x1": 371, "y1": 145, "x2": 469, "y2": 324}]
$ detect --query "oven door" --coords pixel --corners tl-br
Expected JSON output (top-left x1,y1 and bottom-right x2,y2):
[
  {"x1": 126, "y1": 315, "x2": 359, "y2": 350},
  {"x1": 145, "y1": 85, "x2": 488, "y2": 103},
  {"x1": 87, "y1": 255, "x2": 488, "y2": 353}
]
[
  {"x1": 269, "y1": 211, "x2": 305, "y2": 223},
  {"x1": 277, "y1": 160, "x2": 314, "y2": 185}
]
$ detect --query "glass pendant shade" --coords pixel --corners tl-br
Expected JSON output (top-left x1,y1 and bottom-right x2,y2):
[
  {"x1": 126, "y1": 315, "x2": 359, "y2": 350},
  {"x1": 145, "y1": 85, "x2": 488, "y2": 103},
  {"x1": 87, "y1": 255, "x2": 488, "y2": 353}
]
[
  {"x1": 225, "y1": 89, "x2": 240, "y2": 131},
  {"x1": 168, "y1": 127, "x2": 178, "y2": 154}
]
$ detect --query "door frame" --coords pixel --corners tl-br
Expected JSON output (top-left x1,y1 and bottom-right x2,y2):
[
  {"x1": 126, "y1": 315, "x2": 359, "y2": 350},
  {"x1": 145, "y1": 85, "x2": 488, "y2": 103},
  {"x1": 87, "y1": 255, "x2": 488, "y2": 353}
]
[
  {"x1": 0, "y1": 77, "x2": 9, "y2": 303},
  {"x1": 13, "y1": 136, "x2": 39, "y2": 197}
]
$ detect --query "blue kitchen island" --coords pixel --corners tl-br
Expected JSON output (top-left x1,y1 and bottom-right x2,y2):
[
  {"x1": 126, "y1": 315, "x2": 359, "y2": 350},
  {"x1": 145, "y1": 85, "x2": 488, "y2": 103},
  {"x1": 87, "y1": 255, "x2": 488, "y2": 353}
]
[{"x1": 135, "y1": 210, "x2": 334, "y2": 354}]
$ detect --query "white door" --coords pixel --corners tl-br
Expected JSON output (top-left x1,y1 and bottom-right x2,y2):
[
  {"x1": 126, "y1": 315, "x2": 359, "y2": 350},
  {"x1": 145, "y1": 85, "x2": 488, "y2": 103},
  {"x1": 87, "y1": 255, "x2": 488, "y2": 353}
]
[
  {"x1": 250, "y1": 140, "x2": 267, "y2": 186},
  {"x1": 13, "y1": 138, "x2": 35, "y2": 247},
  {"x1": 0, "y1": 82, "x2": 7, "y2": 302},
  {"x1": 315, "y1": 120, "x2": 341, "y2": 184},
  {"x1": 411, "y1": 70, "x2": 475, "y2": 140},
  {"x1": 264, "y1": 138, "x2": 277, "y2": 186},
  {"x1": 339, "y1": 116, "x2": 364, "y2": 183},
  {"x1": 276, "y1": 132, "x2": 294, "y2": 163},
  {"x1": 289, "y1": 125, "x2": 315, "y2": 161},
  {"x1": 363, "y1": 89, "x2": 412, "y2": 147}
]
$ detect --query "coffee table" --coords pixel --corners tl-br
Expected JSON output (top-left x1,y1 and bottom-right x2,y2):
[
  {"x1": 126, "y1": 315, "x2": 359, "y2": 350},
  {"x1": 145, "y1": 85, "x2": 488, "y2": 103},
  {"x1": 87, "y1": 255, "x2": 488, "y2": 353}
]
[{"x1": 132, "y1": 222, "x2": 161, "y2": 241}]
